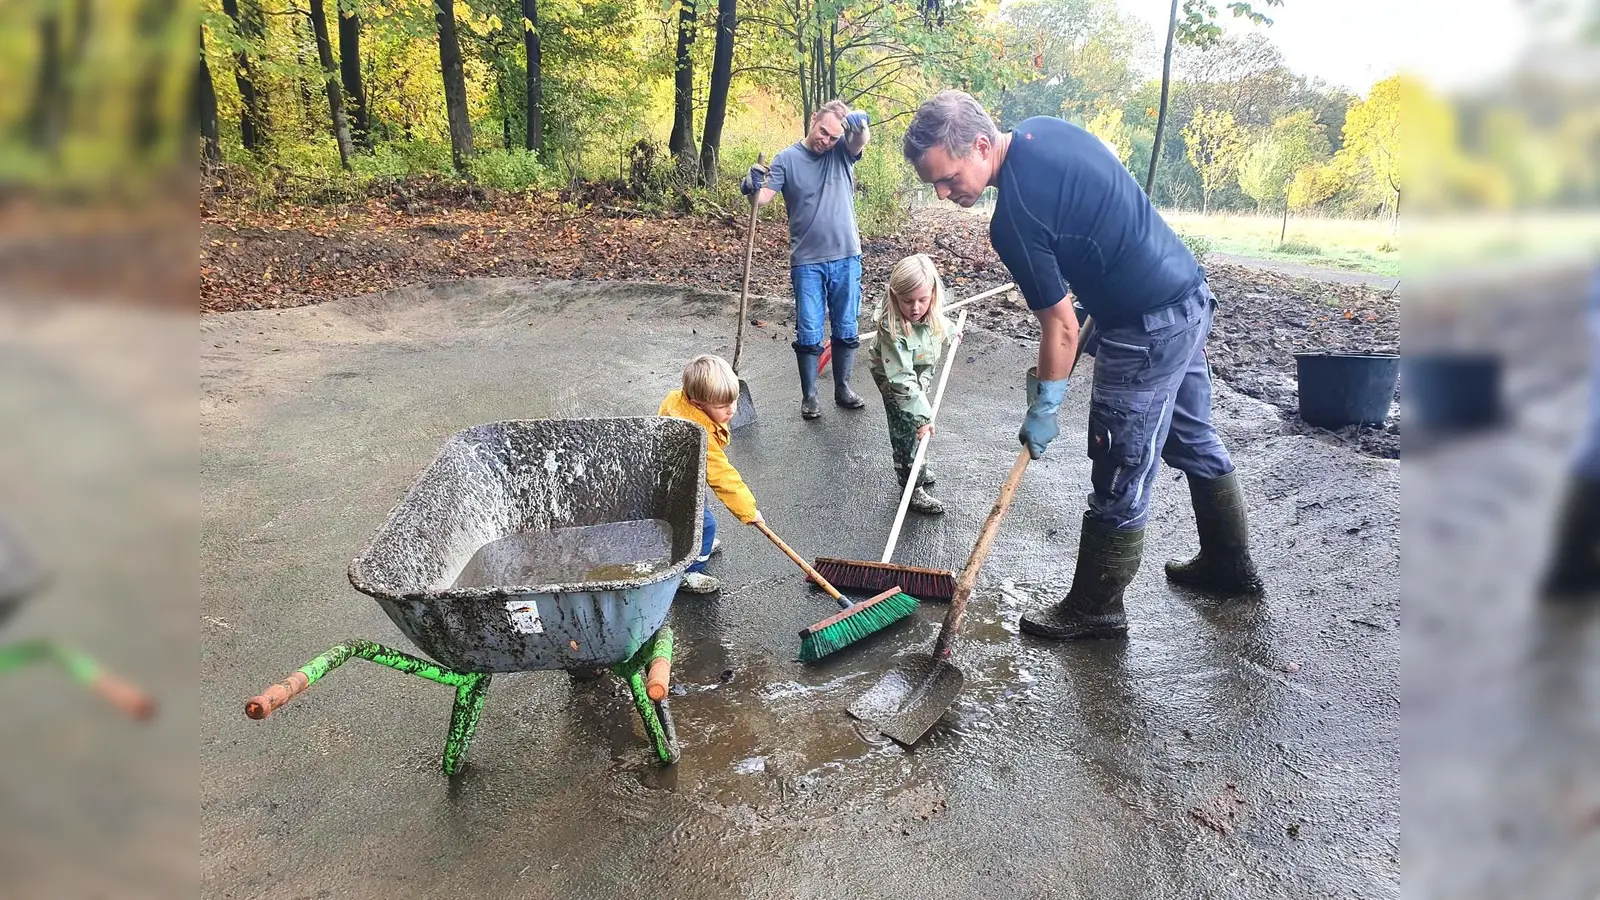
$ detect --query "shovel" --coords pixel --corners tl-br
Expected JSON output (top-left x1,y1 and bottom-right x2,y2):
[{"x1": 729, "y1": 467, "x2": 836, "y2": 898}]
[
  {"x1": 729, "y1": 153, "x2": 767, "y2": 431},
  {"x1": 846, "y1": 446, "x2": 1030, "y2": 745},
  {"x1": 847, "y1": 316, "x2": 1096, "y2": 745}
]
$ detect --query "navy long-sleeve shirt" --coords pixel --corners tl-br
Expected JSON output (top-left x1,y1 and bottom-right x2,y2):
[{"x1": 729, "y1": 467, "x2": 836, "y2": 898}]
[{"x1": 990, "y1": 117, "x2": 1201, "y2": 322}]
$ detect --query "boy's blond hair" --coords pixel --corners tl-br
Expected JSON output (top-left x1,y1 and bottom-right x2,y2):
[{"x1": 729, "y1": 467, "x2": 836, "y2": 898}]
[
  {"x1": 880, "y1": 253, "x2": 951, "y2": 341},
  {"x1": 682, "y1": 354, "x2": 740, "y2": 406}
]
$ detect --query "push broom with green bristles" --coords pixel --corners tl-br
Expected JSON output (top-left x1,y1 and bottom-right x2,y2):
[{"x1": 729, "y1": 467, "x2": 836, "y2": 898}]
[
  {"x1": 812, "y1": 307, "x2": 970, "y2": 602},
  {"x1": 747, "y1": 520, "x2": 918, "y2": 662}
]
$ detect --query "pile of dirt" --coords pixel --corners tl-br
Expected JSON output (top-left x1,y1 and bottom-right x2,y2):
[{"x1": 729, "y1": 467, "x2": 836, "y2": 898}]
[{"x1": 200, "y1": 184, "x2": 1400, "y2": 458}]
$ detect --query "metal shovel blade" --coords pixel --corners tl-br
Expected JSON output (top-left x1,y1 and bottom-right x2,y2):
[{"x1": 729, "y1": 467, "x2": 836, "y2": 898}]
[
  {"x1": 730, "y1": 378, "x2": 757, "y2": 430},
  {"x1": 845, "y1": 652, "x2": 964, "y2": 746}
]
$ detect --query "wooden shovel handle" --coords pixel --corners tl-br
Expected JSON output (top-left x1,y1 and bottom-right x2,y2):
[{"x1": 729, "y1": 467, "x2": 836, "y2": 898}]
[
  {"x1": 753, "y1": 519, "x2": 845, "y2": 603},
  {"x1": 934, "y1": 447, "x2": 1030, "y2": 659},
  {"x1": 733, "y1": 152, "x2": 767, "y2": 374}
]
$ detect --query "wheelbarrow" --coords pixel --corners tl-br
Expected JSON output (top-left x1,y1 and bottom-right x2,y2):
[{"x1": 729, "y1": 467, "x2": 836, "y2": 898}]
[
  {"x1": 0, "y1": 518, "x2": 156, "y2": 720},
  {"x1": 244, "y1": 417, "x2": 708, "y2": 775}
]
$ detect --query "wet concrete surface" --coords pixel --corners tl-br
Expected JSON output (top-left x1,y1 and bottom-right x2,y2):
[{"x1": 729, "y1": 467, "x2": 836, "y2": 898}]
[
  {"x1": 201, "y1": 279, "x2": 1398, "y2": 898},
  {"x1": 1403, "y1": 270, "x2": 1600, "y2": 899}
]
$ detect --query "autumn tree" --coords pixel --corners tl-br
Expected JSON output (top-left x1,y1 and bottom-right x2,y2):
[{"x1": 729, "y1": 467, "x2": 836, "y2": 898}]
[
  {"x1": 1182, "y1": 104, "x2": 1243, "y2": 213},
  {"x1": 1336, "y1": 74, "x2": 1400, "y2": 230},
  {"x1": 1238, "y1": 108, "x2": 1327, "y2": 240}
]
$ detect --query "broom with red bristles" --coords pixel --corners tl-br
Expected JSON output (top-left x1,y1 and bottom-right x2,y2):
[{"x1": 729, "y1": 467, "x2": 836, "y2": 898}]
[{"x1": 812, "y1": 307, "x2": 970, "y2": 601}]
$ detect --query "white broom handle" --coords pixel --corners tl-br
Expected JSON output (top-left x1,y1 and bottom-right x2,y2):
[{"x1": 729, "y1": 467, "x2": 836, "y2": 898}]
[
  {"x1": 881, "y1": 308, "x2": 969, "y2": 564},
  {"x1": 857, "y1": 283, "x2": 1012, "y2": 349}
]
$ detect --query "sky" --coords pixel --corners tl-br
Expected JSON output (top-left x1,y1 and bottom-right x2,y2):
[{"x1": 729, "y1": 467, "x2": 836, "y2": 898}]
[{"x1": 1111, "y1": 0, "x2": 1534, "y2": 94}]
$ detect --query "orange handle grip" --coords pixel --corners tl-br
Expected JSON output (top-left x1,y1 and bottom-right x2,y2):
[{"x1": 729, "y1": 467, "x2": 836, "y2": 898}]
[
  {"x1": 645, "y1": 655, "x2": 672, "y2": 702},
  {"x1": 245, "y1": 671, "x2": 311, "y2": 720},
  {"x1": 93, "y1": 673, "x2": 156, "y2": 721}
]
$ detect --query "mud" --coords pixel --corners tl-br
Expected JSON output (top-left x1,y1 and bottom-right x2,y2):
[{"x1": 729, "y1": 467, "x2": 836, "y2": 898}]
[{"x1": 201, "y1": 278, "x2": 1399, "y2": 899}]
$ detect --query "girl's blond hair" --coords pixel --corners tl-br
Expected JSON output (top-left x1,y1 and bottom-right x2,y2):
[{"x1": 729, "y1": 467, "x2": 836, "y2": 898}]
[
  {"x1": 682, "y1": 354, "x2": 740, "y2": 406},
  {"x1": 879, "y1": 253, "x2": 951, "y2": 340}
]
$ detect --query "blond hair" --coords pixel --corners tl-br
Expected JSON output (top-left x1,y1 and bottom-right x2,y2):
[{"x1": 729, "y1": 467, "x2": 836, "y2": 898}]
[
  {"x1": 814, "y1": 99, "x2": 850, "y2": 127},
  {"x1": 682, "y1": 354, "x2": 740, "y2": 406},
  {"x1": 879, "y1": 254, "x2": 951, "y2": 341}
]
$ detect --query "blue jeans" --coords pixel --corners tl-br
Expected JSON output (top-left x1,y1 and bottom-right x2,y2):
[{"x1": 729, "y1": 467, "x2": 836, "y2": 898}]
[
  {"x1": 1575, "y1": 268, "x2": 1600, "y2": 479},
  {"x1": 1083, "y1": 282, "x2": 1234, "y2": 530},
  {"x1": 687, "y1": 491, "x2": 716, "y2": 574},
  {"x1": 790, "y1": 255, "x2": 862, "y2": 350}
]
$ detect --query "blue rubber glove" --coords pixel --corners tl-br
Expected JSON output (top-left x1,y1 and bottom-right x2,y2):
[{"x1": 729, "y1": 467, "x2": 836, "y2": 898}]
[
  {"x1": 843, "y1": 111, "x2": 870, "y2": 133},
  {"x1": 1019, "y1": 367, "x2": 1070, "y2": 460},
  {"x1": 740, "y1": 163, "x2": 769, "y2": 196}
]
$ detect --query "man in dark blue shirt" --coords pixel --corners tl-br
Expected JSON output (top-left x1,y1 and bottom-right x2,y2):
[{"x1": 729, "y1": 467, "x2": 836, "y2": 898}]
[
  {"x1": 1541, "y1": 265, "x2": 1600, "y2": 602},
  {"x1": 902, "y1": 90, "x2": 1264, "y2": 641}
]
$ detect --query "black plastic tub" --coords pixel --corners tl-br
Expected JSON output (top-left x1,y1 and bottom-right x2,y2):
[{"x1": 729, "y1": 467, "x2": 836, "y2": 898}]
[
  {"x1": 1295, "y1": 353, "x2": 1400, "y2": 428},
  {"x1": 1403, "y1": 353, "x2": 1501, "y2": 432}
]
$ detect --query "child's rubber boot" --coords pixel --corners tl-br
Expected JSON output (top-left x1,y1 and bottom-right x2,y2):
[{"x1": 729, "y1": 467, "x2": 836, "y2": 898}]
[{"x1": 679, "y1": 572, "x2": 721, "y2": 594}]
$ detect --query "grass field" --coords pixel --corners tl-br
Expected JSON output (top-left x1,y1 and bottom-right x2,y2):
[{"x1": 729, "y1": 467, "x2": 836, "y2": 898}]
[{"x1": 1163, "y1": 212, "x2": 1400, "y2": 278}]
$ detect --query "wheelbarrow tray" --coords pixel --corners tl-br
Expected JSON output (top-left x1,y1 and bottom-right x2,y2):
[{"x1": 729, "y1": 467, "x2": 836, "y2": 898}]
[
  {"x1": 348, "y1": 418, "x2": 707, "y2": 673},
  {"x1": 0, "y1": 518, "x2": 45, "y2": 632}
]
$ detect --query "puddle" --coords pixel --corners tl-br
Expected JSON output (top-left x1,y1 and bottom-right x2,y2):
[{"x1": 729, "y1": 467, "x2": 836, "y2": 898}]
[{"x1": 453, "y1": 519, "x2": 673, "y2": 587}]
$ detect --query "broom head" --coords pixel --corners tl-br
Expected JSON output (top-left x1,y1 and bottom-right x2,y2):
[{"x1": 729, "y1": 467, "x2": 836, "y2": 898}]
[
  {"x1": 798, "y1": 586, "x2": 919, "y2": 663},
  {"x1": 811, "y1": 557, "x2": 958, "y2": 602}
]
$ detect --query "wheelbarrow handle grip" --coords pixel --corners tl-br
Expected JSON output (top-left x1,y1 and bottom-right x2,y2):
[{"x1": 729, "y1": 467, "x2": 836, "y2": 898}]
[
  {"x1": 92, "y1": 672, "x2": 156, "y2": 721},
  {"x1": 753, "y1": 520, "x2": 846, "y2": 603},
  {"x1": 245, "y1": 672, "x2": 312, "y2": 720},
  {"x1": 646, "y1": 655, "x2": 672, "y2": 702}
]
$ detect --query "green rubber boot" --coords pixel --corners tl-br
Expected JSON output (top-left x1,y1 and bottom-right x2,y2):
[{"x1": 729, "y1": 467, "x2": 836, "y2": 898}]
[
  {"x1": 1020, "y1": 514, "x2": 1143, "y2": 640},
  {"x1": 1165, "y1": 471, "x2": 1264, "y2": 595}
]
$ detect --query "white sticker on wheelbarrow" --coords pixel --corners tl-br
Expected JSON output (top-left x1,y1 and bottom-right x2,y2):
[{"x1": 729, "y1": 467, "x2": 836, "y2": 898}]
[{"x1": 505, "y1": 601, "x2": 545, "y2": 634}]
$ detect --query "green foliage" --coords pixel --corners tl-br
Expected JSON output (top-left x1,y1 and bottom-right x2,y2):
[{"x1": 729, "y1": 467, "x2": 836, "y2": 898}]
[
  {"x1": 1275, "y1": 239, "x2": 1320, "y2": 255},
  {"x1": 1238, "y1": 109, "x2": 1329, "y2": 211},
  {"x1": 350, "y1": 141, "x2": 456, "y2": 179},
  {"x1": 853, "y1": 137, "x2": 915, "y2": 237},
  {"x1": 1178, "y1": 232, "x2": 1213, "y2": 263},
  {"x1": 466, "y1": 148, "x2": 550, "y2": 191}
]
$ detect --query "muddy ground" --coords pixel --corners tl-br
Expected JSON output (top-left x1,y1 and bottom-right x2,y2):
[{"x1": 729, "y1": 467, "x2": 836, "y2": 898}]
[
  {"x1": 202, "y1": 193, "x2": 1401, "y2": 458},
  {"x1": 200, "y1": 278, "x2": 1400, "y2": 899}
]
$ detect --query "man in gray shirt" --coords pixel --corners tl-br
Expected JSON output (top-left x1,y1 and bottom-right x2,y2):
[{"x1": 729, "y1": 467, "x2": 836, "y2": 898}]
[{"x1": 742, "y1": 99, "x2": 872, "y2": 419}]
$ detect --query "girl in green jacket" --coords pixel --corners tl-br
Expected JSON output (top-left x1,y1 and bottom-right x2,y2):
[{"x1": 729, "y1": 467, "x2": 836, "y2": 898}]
[{"x1": 868, "y1": 254, "x2": 954, "y2": 515}]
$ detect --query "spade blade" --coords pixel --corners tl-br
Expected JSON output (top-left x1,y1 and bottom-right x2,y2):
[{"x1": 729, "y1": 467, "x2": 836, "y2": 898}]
[{"x1": 846, "y1": 652, "x2": 964, "y2": 747}]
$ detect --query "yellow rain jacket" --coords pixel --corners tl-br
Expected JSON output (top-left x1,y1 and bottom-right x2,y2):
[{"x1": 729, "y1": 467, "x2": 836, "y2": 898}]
[{"x1": 658, "y1": 389, "x2": 760, "y2": 524}]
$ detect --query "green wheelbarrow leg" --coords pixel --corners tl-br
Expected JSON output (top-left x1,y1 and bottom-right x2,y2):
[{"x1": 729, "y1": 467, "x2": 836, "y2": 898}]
[
  {"x1": 442, "y1": 673, "x2": 491, "y2": 776},
  {"x1": 615, "y1": 627, "x2": 680, "y2": 765},
  {"x1": 0, "y1": 639, "x2": 156, "y2": 719},
  {"x1": 245, "y1": 640, "x2": 491, "y2": 776}
]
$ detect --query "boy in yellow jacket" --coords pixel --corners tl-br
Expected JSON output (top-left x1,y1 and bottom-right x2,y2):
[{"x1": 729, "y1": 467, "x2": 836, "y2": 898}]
[{"x1": 658, "y1": 354, "x2": 764, "y2": 594}]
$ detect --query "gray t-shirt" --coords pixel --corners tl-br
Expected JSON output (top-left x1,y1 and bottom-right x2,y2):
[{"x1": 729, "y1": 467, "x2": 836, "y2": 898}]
[{"x1": 765, "y1": 140, "x2": 862, "y2": 266}]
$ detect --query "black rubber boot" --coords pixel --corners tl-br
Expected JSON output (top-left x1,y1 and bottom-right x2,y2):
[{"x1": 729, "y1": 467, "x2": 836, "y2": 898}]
[
  {"x1": 1020, "y1": 514, "x2": 1143, "y2": 640},
  {"x1": 1165, "y1": 471, "x2": 1264, "y2": 595},
  {"x1": 1541, "y1": 476, "x2": 1600, "y2": 602},
  {"x1": 794, "y1": 345, "x2": 822, "y2": 420},
  {"x1": 831, "y1": 339, "x2": 865, "y2": 409}
]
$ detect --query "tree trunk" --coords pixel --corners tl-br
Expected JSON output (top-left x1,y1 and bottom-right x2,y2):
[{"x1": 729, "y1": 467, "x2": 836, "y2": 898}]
[
  {"x1": 522, "y1": 0, "x2": 542, "y2": 153},
  {"x1": 294, "y1": 14, "x2": 315, "y2": 124},
  {"x1": 307, "y1": 0, "x2": 354, "y2": 169},
  {"x1": 134, "y1": 0, "x2": 177, "y2": 156},
  {"x1": 667, "y1": 0, "x2": 698, "y2": 176},
  {"x1": 221, "y1": 0, "x2": 266, "y2": 154},
  {"x1": 698, "y1": 0, "x2": 735, "y2": 183},
  {"x1": 1390, "y1": 186, "x2": 1400, "y2": 235},
  {"x1": 1280, "y1": 204, "x2": 1289, "y2": 243},
  {"x1": 337, "y1": 4, "x2": 371, "y2": 150},
  {"x1": 199, "y1": 27, "x2": 222, "y2": 165},
  {"x1": 29, "y1": 13, "x2": 63, "y2": 153},
  {"x1": 496, "y1": 67, "x2": 512, "y2": 149},
  {"x1": 433, "y1": 0, "x2": 475, "y2": 171},
  {"x1": 1143, "y1": 0, "x2": 1179, "y2": 196},
  {"x1": 1201, "y1": 190, "x2": 1209, "y2": 216}
]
